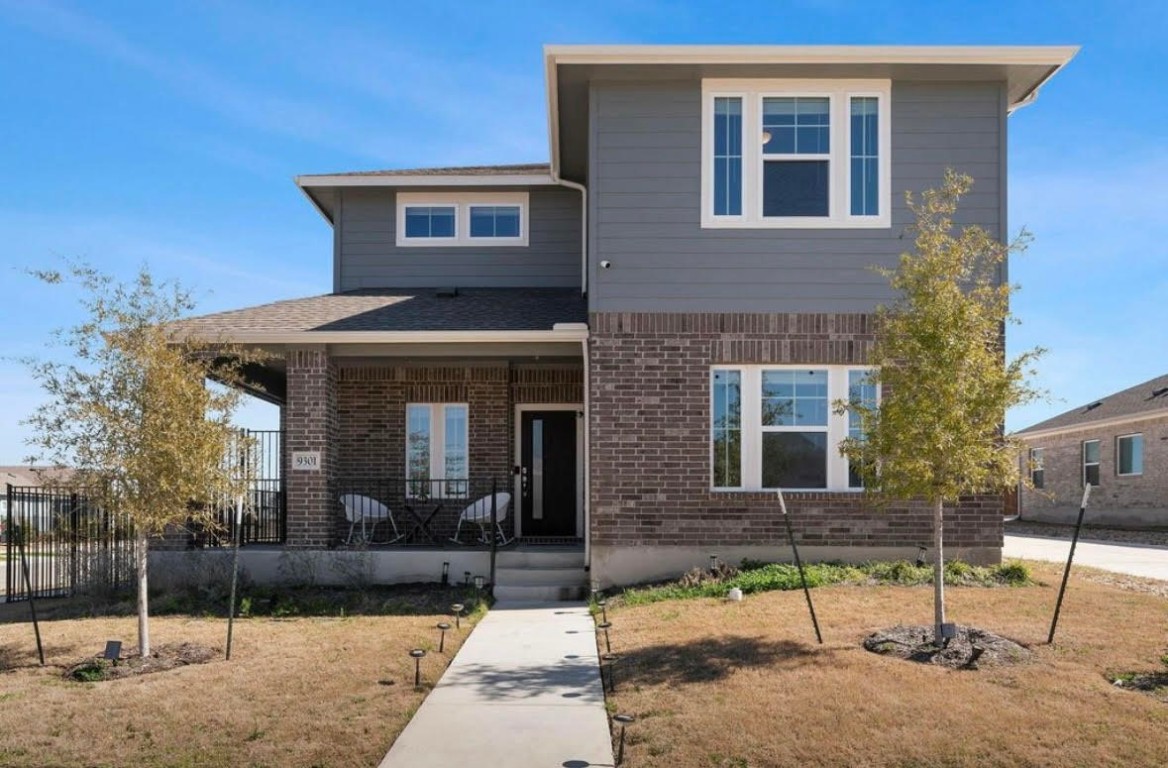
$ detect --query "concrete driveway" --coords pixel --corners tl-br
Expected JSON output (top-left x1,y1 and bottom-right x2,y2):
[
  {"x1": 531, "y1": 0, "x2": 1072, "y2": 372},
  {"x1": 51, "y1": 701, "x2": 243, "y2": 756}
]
[{"x1": 1004, "y1": 534, "x2": 1168, "y2": 581}]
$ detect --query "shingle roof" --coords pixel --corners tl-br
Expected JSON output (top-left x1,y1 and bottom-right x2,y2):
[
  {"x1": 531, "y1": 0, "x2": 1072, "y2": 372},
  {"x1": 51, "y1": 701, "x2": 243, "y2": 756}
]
[
  {"x1": 300, "y1": 163, "x2": 550, "y2": 179},
  {"x1": 1, "y1": 466, "x2": 74, "y2": 487},
  {"x1": 1017, "y1": 373, "x2": 1168, "y2": 435},
  {"x1": 173, "y1": 288, "x2": 586, "y2": 336}
]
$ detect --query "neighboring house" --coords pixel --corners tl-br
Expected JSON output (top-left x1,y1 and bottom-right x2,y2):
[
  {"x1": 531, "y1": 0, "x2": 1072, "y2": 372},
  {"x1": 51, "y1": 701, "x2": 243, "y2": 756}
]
[
  {"x1": 2, "y1": 465, "x2": 74, "y2": 536},
  {"x1": 175, "y1": 45, "x2": 1076, "y2": 590},
  {"x1": 1017, "y1": 374, "x2": 1168, "y2": 527}
]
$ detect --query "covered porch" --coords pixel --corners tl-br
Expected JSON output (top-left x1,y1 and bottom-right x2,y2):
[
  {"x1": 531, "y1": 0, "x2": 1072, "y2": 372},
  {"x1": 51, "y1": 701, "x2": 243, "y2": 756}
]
[{"x1": 176, "y1": 287, "x2": 590, "y2": 561}]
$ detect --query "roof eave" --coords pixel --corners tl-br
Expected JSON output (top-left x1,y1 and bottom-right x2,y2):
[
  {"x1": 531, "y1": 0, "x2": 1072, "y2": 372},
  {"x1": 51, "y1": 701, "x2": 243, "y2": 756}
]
[
  {"x1": 295, "y1": 174, "x2": 556, "y2": 188},
  {"x1": 178, "y1": 327, "x2": 591, "y2": 346},
  {"x1": 1014, "y1": 409, "x2": 1168, "y2": 441}
]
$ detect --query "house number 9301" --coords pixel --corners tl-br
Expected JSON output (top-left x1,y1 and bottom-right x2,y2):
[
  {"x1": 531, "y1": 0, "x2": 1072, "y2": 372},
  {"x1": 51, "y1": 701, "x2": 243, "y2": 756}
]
[{"x1": 292, "y1": 451, "x2": 321, "y2": 471}]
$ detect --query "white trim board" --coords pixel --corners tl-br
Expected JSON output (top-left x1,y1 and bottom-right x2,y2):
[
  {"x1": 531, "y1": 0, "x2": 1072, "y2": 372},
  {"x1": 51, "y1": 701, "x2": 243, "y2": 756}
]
[{"x1": 296, "y1": 174, "x2": 554, "y2": 188}]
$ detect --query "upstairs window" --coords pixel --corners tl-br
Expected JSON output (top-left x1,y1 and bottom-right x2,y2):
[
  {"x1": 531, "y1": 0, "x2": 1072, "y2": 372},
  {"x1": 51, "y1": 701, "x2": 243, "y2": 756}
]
[
  {"x1": 397, "y1": 192, "x2": 528, "y2": 246},
  {"x1": 1117, "y1": 434, "x2": 1143, "y2": 476},
  {"x1": 702, "y1": 79, "x2": 890, "y2": 229}
]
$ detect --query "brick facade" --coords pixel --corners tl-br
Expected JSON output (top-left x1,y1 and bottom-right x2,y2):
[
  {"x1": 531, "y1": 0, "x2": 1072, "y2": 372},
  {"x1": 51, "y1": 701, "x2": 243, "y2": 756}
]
[
  {"x1": 1020, "y1": 414, "x2": 1168, "y2": 526},
  {"x1": 281, "y1": 359, "x2": 584, "y2": 543},
  {"x1": 284, "y1": 346, "x2": 339, "y2": 547},
  {"x1": 588, "y1": 311, "x2": 1003, "y2": 559}
]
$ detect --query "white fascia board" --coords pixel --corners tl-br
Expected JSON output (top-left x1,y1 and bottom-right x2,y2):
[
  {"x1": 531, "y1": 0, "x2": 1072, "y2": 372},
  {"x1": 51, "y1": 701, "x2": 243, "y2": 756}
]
[
  {"x1": 296, "y1": 174, "x2": 555, "y2": 188},
  {"x1": 184, "y1": 329, "x2": 590, "y2": 345},
  {"x1": 543, "y1": 44, "x2": 1080, "y2": 67},
  {"x1": 1013, "y1": 410, "x2": 1168, "y2": 441}
]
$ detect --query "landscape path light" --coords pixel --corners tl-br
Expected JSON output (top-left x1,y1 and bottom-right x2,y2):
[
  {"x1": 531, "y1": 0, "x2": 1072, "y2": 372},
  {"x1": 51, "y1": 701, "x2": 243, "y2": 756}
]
[
  {"x1": 613, "y1": 714, "x2": 636, "y2": 765},
  {"x1": 441, "y1": 561, "x2": 450, "y2": 587},
  {"x1": 409, "y1": 648, "x2": 426, "y2": 689},
  {"x1": 437, "y1": 622, "x2": 451, "y2": 653},
  {"x1": 597, "y1": 599, "x2": 608, "y2": 623},
  {"x1": 601, "y1": 652, "x2": 619, "y2": 693},
  {"x1": 451, "y1": 603, "x2": 465, "y2": 630},
  {"x1": 597, "y1": 621, "x2": 613, "y2": 653}
]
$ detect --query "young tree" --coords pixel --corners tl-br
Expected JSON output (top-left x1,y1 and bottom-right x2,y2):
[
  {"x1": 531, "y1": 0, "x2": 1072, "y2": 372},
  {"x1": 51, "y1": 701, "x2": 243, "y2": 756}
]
[
  {"x1": 24, "y1": 263, "x2": 263, "y2": 656},
  {"x1": 839, "y1": 170, "x2": 1044, "y2": 644}
]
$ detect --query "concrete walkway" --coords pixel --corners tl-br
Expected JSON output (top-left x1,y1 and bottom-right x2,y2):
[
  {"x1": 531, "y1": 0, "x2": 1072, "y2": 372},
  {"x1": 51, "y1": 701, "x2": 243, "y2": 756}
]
[
  {"x1": 379, "y1": 601, "x2": 614, "y2": 768},
  {"x1": 1005, "y1": 534, "x2": 1168, "y2": 581}
]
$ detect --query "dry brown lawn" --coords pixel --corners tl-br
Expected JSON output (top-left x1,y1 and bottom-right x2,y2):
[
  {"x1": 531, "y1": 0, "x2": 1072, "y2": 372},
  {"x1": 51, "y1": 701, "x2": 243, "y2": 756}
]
[
  {"x1": 0, "y1": 599, "x2": 475, "y2": 767},
  {"x1": 604, "y1": 561, "x2": 1168, "y2": 768}
]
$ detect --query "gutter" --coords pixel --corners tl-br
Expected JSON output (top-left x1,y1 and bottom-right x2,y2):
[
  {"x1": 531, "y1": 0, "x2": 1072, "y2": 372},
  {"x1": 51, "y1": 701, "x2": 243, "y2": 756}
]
[{"x1": 177, "y1": 327, "x2": 590, "y2": 346}]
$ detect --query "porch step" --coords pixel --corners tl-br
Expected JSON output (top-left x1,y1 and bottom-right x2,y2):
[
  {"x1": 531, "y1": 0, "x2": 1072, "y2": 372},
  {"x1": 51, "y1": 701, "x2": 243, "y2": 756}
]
[
  {"x1": 493, "y1": 584, "x2": 590, "y2": 602},
  {"x1": 496, "y1": 549, "x2": 585, "y2": 569},
  {"x1": 495, "y1": 566, "x2": 587, "y2": 587}
]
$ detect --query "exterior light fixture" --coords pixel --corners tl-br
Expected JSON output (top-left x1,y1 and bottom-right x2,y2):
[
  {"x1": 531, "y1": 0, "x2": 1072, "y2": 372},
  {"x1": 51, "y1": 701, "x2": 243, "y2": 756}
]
[
  {"x1": 597, "y1": 621, "x2": 613, "y2": 653},
  {"x1": 437, "y1": 622, "x2": 451, "y2": 653},
  {"x1": 409, "y1": 648, "x2": 426, "y2": 688},
  {"x1": 441, "y1": 561, "x2": 450, "y2": 587},
  {"x1": 464, "y1": 571, "x2": 471, "y2": 586},
  {"x1": 601, "y1": 653, "x2": 619, "y2": 693},
  {"x1": 709, "y1": 554, "x2": 719, "y2": 573},
  {"x1": 451, "y1": 603, "x2": 464, "y2": 630},
  {"x1": 598, "y1": 599, "x2": 608, "y2": 623},
  {"x1": 613, "y1": 713, "x2": 636, "y2": 765},
  {"x1": 761, "y1": 130, "x2": 772, "y2": 145},
  {"x1": 915, "y1": 545, "x2": 928, "y2": 568},
  {"x1": 474, "y1": 575, "x2": 485, "y2": 591}
]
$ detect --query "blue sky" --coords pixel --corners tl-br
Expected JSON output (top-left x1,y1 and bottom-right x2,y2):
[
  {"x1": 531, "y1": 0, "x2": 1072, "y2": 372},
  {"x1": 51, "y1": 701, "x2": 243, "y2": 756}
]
[{"x1": 1, "y1": 1, "x2": 1165, "y2": 464}]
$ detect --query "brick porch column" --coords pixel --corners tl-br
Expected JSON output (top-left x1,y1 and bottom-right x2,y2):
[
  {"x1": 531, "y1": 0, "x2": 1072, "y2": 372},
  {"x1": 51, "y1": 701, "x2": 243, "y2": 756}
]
[{"x1": 284, "y1": 345, "x2": 338, "y2": 548}]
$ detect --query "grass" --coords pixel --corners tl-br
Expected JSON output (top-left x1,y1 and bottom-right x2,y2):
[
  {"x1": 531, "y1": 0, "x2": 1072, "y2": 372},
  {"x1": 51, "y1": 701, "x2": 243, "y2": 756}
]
[
  {"x1": 0, "y1": 585, "x2": 484, "y2": 767},
  {"x1": 600, "y1": 560, "x2": 1168, "y2": 767},
  {"x1": 614, "y1": 559, "x2": 1032, "y2": 606}
]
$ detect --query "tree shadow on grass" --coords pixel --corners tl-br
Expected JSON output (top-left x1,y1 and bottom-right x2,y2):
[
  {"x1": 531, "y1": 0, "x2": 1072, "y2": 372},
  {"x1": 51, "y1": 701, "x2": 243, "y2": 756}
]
[{"x1": 620, "y1": 635, "x2": 826, "y2": 686}]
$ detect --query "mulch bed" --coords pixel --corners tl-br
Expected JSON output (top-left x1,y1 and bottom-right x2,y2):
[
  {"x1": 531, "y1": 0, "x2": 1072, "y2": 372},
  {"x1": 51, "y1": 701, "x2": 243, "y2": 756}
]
[
  {"x1": 864, "y1": 625, "x2": 1033, "y2": 670},
  {"x1": 64, "y1": 642, "x2": 218, "y2": 682},
  {"x1": 1110, "y1": 671, "x2": 1168, "y2": 702}
]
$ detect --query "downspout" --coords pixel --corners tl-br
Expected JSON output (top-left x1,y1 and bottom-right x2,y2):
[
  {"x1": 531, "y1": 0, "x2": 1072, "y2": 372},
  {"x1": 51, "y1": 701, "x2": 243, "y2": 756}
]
[{"x1": 553, "y1": 175, "x2": 590, "y2": 571}]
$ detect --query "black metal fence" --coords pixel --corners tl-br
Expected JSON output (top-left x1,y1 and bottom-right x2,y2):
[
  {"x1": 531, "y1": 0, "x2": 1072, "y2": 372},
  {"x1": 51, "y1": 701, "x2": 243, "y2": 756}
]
[
  {"x1": 334, "y1": 476, "x2": 512, "y2": 547},
  {"x1": 4, "y1": 484, "x2": 135, "y2": 603}
]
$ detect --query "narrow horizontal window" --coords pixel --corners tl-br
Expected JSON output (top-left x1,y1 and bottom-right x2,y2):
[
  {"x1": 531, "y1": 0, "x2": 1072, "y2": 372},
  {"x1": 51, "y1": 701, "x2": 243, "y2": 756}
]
[
  {"x1": 404, "y1": 206, "x2": 456, "y2": 239},
  {"x1": 469, "y1": 205, "x2": 521, "y2": 238}
]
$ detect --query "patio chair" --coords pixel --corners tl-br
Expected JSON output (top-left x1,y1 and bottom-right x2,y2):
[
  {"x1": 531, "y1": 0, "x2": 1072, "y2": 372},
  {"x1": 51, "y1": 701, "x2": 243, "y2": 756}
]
[
  {"x1": 449, "y1": 492, "x2": 512, "y2": 546},
  {"x1": 339, "y1": 494, "x2": 404, "y2": 545}
]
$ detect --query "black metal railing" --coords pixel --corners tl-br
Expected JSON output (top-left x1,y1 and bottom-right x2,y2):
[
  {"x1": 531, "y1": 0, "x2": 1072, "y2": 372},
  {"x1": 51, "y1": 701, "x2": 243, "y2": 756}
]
[
  {"x1": 5, "y1": 484, "x2": 135, "y2": 603},
  {"x1": 198, "y1": 429, "x2": 285, "y2": 548},
  {"x1": 334, "y1": 476, "x2": 512, "y2": 549}
]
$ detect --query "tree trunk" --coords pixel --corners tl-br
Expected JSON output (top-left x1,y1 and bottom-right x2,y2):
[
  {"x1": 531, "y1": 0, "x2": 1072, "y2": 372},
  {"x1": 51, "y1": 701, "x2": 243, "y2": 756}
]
[
  {"x1": 136, "y1": 530, "x2": 150, "y2": 657},
  {"x1": 933, "y1": 496, "x2": 945, "y2": 645}
]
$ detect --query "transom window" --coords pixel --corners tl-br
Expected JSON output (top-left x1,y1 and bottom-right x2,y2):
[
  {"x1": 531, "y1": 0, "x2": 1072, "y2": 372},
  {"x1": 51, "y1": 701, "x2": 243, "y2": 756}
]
[
  {"x1": 1082, "y1": 440, "x2": 1101, "y2": 487},
  {"x1": 406, "y1": 403, "x2": 469, "y2": 496},
  {"x1": 397, "y1": 192, "x2": 528, "y2": 246},
  {"x1": 701, "y1": 79, "x2": 891, "y2": 229},
  {"x1": 711, "y1": 365, "x2": 877, "y2": 491},
  {"x1": 1117, "y1": 434, "x2": 1143, "y2": 476}
]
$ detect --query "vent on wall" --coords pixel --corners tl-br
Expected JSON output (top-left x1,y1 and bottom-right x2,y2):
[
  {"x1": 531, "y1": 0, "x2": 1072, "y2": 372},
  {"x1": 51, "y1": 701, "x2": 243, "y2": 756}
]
[
  {"x1": 1084, "y1": 401, "x2": 1102, "y2": 411},
  {"x1": 1152, "y1": 387, "x2": 1168, "y2": 398}
]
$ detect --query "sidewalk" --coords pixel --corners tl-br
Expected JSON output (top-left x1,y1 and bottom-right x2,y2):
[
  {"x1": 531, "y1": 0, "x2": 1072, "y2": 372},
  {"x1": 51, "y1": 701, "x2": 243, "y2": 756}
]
[{"x1": 379, "y1": 601, "x2": 614, "y2": 768}]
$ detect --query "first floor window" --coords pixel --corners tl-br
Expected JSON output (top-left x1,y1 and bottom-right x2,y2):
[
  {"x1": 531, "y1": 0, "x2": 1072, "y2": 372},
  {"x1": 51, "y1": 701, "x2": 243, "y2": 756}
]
[
  {"x1": 712, "y1": 365, "x2": 876, "y2": 491},
  {"x1": 1029, "y1": 448, "x2": 1045, "y2": 489},
  {"x1": 1117, "y1": 434, "x2": 1143, "y2": 476},
  {"x1": 848, "y1": 370, "x2": 878, "y2": 488},
  {"x1": 1082, "y1": 440, "x2": 1101, "y2": 487},
  {"x1": 406, "y1": 403, "x2": 469, "y2": 496}
]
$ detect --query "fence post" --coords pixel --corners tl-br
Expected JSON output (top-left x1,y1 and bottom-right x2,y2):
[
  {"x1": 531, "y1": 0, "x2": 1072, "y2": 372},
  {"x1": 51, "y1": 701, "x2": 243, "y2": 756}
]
[
  {"x1": 5, "y1": 484, "x2": 13, "y2": 603},
  {"x1": 69, "y1": 493, "x2": 80, "y2": 596},
  {"x1": 489, "y1": 478, "x2": 497, "y2": 599}
]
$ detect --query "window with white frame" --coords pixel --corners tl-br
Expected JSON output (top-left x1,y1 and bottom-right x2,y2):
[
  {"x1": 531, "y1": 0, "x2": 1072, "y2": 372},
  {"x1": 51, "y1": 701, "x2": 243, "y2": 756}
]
[
  {"x1": 406, "y1": 403, "x2": 469, "y2": 496},
  {"x1": 1029, "y1": 447, "x2": 1045, "y2": 489},
  {"x1": 396, "y1": 192, "x2": 528, "y2": 246},
  {"x1": 1082, "y1": 439, "x2": 1101, "y2": 487},
  {"x1": 1117, "y1": 434, "x2": 1143, "y2": 476},
  {"x1": 711, "y1": 365, "x2": 876, "y2": 491},
  {"x1": 701, "y1": 79, "x2": 891, "y2": 229},
  {"x1": 847, "y1": 369, "x2": 878, "y2": 488}
]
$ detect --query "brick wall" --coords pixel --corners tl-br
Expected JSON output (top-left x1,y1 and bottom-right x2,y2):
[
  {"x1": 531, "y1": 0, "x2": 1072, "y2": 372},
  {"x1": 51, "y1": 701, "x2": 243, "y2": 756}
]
[
  {"x1": 1020, "y1": 414, "x2": 1168, "y2": 526},
  {"x1": 328, "y1": 360, "x2": 582, "y2": 542},
  {"x1": 284, "y1": 346, "x2": 339, "y2": 547},
  {"x1": 588, "y1": 311, "x2": 1003, "y2": 551}
]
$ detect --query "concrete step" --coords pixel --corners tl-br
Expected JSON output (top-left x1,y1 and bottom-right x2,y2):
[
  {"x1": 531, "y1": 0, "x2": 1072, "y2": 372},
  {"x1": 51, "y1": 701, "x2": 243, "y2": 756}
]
[
  {"x1": 496, "y1": 549, "x2": 585, "y2": 569},
  {"x1": 495, "y1": 566, "x2": 588, "y2": 588},
  {"x1": 493, "y1": 584, "x2": 590, "y2": 602}
]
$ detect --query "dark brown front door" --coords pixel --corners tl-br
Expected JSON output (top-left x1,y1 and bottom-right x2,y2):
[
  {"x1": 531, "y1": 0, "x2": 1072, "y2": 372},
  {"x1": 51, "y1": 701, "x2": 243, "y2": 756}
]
[{"x1": 519, "y1": 411, "x2": 577, "y2": 537}]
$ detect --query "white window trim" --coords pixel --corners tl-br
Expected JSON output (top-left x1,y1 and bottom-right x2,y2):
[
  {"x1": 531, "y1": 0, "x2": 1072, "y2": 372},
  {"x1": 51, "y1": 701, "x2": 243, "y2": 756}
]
[
  {"x1": 396, "y1": 192, "x2": 529, "y2": 247},
  {"x1": 1116, "y1": 433, "x2": 1143, "y2": 477},
  {"x1": 1082, "y1": 439, "x2": 1101, "y2": 487},
  {"x1": 1029, "y1": 447, "x2": 1045, "y2": 488},
  {"x1": 406, "y1": 403, "x2": 469, "y2": 495},
  {"x1": 710, "y1": 364, "x2": 875, "y2": 492},
  {"x1": 701, "y1": 79, "x2": 891, "y2": 230}
]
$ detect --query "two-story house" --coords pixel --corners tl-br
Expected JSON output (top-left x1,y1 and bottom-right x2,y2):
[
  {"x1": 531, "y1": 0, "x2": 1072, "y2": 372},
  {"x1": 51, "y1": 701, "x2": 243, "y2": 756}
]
[{"x1": 176, "y1": 45, "x2": 1076, "y2": 593}]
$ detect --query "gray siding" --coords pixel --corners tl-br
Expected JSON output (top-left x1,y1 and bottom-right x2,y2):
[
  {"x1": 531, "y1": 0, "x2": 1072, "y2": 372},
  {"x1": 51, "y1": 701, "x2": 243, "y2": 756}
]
[
  {"x1": 589, "y1": 80, "x2": 1005, "y2": 313},
  {"x1": 337, "y1": 187, "x2": 582, "y2": 291}
]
